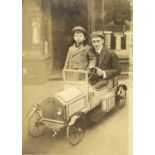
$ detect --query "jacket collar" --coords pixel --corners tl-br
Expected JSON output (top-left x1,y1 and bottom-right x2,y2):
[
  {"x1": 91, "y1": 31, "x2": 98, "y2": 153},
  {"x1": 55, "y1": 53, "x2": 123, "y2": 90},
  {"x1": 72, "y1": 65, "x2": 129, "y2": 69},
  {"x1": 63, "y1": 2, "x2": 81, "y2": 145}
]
[{"x1": 71, "y1": 44, "x2": 85, "y2": 57}]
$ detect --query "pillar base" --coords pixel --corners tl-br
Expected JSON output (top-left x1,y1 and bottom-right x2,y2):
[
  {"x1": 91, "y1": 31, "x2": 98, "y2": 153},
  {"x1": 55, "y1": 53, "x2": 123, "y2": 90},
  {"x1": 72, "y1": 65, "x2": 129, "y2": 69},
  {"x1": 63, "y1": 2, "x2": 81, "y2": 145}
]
[{"x1": 23, "y1": 54, "x2": 51, "y2": 85}]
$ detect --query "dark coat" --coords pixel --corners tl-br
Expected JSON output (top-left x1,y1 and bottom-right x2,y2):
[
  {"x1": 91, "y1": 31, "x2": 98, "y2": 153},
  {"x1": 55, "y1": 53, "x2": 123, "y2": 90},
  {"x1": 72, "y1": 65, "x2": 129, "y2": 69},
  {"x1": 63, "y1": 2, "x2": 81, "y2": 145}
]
[
  {"x1": 88, "y1": 47, "x2": 121, "y2": 89},
  {"x1": 64, "y1": 44, "x2": 96, "y2": 69},
  {"x1": 96, "y1": 47, "x2": 121, "y2": 78}
]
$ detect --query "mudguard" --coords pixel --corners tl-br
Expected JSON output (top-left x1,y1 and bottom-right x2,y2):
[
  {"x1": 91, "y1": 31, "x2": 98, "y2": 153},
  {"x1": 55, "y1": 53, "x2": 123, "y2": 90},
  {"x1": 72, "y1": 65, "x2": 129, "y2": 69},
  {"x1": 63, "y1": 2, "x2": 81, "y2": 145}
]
[
  {"x1": 27, "y1": 104, "x2": 41, "y2": 118},
  {"x1": 116, "y1": 84, "x2": 127, "y2": 108},
  {"x1": 118, "y1": 84, "x2": 127, "y2": 91},
  {"x1": 68, "y1": 115, "x2": 80, "y2": 126}
]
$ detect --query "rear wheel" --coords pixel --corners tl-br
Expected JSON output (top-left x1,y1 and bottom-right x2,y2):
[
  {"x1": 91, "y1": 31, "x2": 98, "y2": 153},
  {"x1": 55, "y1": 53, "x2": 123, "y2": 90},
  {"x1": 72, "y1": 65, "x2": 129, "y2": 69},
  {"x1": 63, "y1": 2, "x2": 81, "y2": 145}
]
[
  {"x1": 67, "y1": 116, "x2": 86, "y2": 145},
  {"x1": 117, "y1": 86, "x2": 127, "y2": 108},
  {"x1": 28, "y1": 112, "x2": 46, "y2": 137}
]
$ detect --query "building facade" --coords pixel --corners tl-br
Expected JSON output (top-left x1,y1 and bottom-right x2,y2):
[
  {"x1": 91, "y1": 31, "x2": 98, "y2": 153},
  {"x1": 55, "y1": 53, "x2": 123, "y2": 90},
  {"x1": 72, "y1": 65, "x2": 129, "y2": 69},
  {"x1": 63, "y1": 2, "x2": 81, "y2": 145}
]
[{"x1": 22, "y1": 0, "x2": 132, "y2": 84}]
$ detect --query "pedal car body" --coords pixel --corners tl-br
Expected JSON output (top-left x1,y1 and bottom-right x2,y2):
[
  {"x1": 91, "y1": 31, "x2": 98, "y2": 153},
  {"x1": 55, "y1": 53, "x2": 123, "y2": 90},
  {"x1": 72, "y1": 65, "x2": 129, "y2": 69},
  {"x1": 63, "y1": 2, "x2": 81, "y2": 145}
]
[{"x1": 28, "y1": 69, "x2": 127, "y2": 145}]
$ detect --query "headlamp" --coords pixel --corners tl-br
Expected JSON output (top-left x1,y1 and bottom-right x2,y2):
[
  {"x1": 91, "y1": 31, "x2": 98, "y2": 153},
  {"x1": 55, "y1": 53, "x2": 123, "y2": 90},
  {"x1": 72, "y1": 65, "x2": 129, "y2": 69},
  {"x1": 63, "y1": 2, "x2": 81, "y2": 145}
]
[{"x1": 57, "y1": 107, "x2": 63, "y2": 116}]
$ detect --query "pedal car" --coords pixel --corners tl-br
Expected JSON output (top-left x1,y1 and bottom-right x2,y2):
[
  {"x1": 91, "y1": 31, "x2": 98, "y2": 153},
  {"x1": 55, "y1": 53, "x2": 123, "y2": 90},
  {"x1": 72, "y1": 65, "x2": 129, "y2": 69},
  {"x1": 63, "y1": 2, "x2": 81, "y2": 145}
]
[{"x1": 28, "y1": 69, "x2": 127, "y2": 145}]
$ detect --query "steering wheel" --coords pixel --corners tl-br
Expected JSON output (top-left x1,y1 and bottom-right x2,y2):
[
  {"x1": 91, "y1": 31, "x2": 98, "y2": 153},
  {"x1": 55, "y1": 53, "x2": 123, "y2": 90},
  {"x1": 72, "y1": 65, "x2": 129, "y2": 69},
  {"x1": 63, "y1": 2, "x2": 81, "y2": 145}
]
[{"x1": 88, "y1": 67, "x2": 98, "y2": 80}]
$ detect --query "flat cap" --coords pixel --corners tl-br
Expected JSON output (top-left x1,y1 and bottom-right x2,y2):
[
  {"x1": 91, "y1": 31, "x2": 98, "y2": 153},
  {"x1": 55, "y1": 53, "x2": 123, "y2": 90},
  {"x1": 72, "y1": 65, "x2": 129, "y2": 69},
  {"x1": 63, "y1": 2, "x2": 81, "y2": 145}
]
[
  {"x1": 72, "y1": 26, "x2": 87, "y2": 35},
  {"x1": 91, "y1": 31, "x2": 105, "y2": 39}
]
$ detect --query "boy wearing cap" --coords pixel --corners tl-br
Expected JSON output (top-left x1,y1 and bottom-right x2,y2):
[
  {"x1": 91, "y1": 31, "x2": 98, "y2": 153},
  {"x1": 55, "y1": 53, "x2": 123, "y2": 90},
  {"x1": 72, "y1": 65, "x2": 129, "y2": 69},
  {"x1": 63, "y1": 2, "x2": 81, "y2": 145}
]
[
  {"x1": 89, "y1": 31, "x2": 121, "y2": 89},
  {"x1": 64, "y1": 26, "x2": 96, "y2": 70}
]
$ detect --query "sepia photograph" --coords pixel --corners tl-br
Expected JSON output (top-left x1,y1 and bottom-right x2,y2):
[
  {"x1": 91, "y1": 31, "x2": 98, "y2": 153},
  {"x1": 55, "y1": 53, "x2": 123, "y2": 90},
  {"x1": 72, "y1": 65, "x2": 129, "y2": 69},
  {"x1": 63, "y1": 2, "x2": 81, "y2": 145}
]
[{"x1": 22, "y1": 0, "x2": 133, "y2": 155}]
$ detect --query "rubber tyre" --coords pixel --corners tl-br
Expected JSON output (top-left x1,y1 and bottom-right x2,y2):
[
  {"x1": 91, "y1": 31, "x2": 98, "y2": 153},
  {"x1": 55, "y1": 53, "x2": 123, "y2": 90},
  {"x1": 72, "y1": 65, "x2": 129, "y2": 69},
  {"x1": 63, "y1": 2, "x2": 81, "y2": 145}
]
[
  {"x1": 28, "y1": 112, "x2": 46, "y2": 137},
  {"x1": 66, "y1": 116, "x2": 86, "y2": 145}
]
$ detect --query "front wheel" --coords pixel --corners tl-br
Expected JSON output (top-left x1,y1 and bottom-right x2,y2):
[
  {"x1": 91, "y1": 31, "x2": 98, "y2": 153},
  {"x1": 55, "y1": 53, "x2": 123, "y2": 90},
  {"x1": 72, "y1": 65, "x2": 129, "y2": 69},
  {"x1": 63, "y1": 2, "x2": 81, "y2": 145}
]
[
  {"x1": 28, "y1": 111, "x2": 46, "y2": 137},
  {"x1": 67, "y1": 116, "x2": 86, "y2": 145}
]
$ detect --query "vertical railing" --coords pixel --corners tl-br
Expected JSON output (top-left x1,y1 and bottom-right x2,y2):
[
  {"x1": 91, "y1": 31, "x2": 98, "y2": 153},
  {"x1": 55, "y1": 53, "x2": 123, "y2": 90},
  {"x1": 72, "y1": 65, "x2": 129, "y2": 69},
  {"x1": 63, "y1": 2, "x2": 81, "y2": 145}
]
[
  {"x1": 104, "y1": 30, "x2": 132, "y2": 52},
  {"x1": 114, "y1": 32, "x2": 124, "y2": 51},
  {"x1": 104, "y1": 31, "x2": 112, "y2": 49}
]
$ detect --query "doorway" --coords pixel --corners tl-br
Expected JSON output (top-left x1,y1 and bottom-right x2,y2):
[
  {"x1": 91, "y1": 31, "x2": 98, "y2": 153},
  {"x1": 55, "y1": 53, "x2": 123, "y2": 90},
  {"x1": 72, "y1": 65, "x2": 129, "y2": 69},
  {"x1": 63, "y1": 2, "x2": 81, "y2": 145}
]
[{"x1": 51, "y1": 0, "x2": 88, "y2": 70}]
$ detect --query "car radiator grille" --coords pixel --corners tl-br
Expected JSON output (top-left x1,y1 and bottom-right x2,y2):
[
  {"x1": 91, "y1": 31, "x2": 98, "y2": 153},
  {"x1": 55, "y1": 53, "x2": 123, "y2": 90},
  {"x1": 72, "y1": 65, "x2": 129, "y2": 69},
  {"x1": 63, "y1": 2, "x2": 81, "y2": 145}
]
[{"x1": 42, "y1": 98, "x2": 64, "y2": 121}]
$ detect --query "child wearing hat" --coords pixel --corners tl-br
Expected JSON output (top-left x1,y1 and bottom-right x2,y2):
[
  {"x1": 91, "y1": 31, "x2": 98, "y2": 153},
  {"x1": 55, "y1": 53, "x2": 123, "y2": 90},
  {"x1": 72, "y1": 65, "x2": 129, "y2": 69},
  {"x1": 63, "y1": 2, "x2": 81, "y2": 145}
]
[{"x1": 64, "y1": 26, "x2": 96, "y2": 70}]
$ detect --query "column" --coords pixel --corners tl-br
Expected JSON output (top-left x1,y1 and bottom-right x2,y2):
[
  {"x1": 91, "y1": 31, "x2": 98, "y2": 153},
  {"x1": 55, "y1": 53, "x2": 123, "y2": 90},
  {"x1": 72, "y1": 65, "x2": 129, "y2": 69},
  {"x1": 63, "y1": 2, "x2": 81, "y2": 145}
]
[
  {"x1": 114, "y1": 32, "x2": 123, "y2": 51},
  {"x1": 22, "y1": 0, "x2": 52, "y2": 84},
  {"x1": 125, "y1": 31, "x2": 132, "y2": 51},
  {"x1": 125, "y1": 31, "x2": 133, "y2": 75},
  {"x1": 104, "y1": 31, "x2": 112, "y2": 49},
  {"x1": 88, "y1": 0, "x2": 95, "y2": 33},
  {"x1": 23, "y1": 0, "x2": 43, "y2": 56}
]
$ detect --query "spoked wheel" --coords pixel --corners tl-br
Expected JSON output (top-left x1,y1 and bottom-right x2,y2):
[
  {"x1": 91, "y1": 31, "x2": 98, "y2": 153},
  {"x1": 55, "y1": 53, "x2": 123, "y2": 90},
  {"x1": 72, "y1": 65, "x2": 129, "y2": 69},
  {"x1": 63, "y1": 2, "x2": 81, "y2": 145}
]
[
  {"x1": 67, "y1": 116, "x2": 86, "y2": 146},
  {"x1": 117, "y1": 85, "x2": 127, "y2": 108},
  {"x1": 28, "y1": 112, "x2": 46, "y2": 137}
]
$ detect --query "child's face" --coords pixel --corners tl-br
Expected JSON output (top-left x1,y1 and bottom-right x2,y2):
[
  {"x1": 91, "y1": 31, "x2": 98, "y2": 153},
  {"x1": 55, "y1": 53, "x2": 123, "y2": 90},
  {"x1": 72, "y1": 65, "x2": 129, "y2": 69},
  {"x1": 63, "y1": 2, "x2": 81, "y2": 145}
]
[{"x1": 73, "y1": 31, "x2": 86, "y2": 44}]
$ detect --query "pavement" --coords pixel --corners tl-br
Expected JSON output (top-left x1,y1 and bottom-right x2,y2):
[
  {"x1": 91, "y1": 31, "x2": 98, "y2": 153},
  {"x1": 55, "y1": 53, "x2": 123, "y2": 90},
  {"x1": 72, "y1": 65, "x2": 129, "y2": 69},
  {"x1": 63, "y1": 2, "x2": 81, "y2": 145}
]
[{"x1": 22, "y1": 77, "x2": 132, "y2": 155}]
